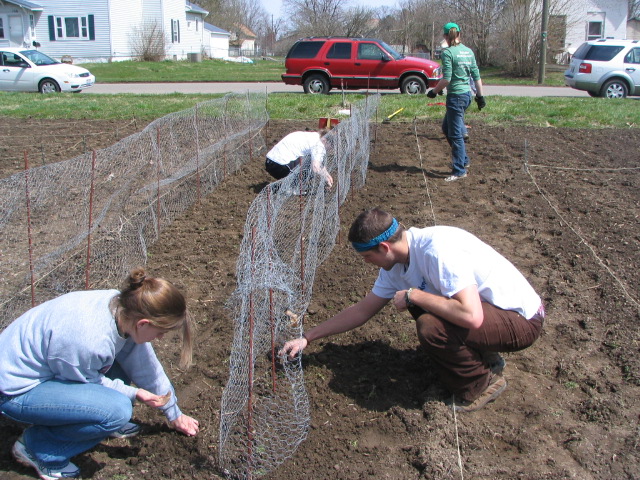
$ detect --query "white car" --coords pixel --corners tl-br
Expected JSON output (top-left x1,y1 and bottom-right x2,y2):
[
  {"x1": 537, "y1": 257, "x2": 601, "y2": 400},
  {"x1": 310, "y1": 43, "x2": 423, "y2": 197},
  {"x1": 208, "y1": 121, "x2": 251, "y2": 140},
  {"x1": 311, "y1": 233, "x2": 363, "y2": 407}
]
[
  {"x1": 0, "y1": 48, "x2": 95, "y2": 93},
  {"x1": 564, "y1": 39, "x2": 640, "y2": 98}
]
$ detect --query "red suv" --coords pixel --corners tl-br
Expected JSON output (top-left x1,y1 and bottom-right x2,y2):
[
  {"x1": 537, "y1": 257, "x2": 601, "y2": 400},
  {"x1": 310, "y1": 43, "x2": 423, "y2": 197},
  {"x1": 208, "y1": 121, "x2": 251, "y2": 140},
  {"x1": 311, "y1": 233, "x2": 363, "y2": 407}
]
[{"x1": 282, "y1": 37, "x2": 442, "y2": 95}]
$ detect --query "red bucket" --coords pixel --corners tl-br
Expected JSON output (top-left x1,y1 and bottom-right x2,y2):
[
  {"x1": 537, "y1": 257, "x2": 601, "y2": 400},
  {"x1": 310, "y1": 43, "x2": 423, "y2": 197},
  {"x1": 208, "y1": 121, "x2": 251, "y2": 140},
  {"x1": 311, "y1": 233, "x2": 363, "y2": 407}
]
[{"x1": 318, "y1": 117, "x2": 340, "y2": 129}]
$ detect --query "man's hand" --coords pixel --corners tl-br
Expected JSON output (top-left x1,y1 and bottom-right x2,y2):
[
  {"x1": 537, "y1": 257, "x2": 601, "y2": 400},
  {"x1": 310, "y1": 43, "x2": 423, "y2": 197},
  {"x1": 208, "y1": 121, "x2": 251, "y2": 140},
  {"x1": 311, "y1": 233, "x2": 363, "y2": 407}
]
[
  {"x1": 427, "y1": 89, "x2": 437, "y2": 99},
  {"x1": 279, "y1": 336, "x2": 308, "y2": 360},
  {"x1": 136, "y1": 389, "x2": 172, "y2": 408},
  {"x1": 170, "y1": 414, "x2": 199, "y2": 436},
  {"x1": 325, "y1": 173, "x2": 334, "y2": 188},
  {"x1": 392, "y1": 290, "x2": 410, "y2": 311},
  {"x1": 475, "y1": 95, "x2": 486, "y2": 110}
]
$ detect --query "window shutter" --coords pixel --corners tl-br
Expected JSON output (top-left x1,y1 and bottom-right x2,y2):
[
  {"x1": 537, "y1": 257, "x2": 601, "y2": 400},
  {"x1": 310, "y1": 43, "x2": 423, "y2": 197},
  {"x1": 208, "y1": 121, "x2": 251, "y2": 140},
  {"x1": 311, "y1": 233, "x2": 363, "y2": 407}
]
[
  {"x1": 88, "y1": 15, "x2": 95, "y2": 40},
  {"x1": 48, "y1": 15, "x2": 56, "y2": 41},
  {"x1": 171, "y1": 20, "x2": 175, "y2": 43},
  {"x1": 177, "y1": 20, "x2": 180, "y2": 43}
]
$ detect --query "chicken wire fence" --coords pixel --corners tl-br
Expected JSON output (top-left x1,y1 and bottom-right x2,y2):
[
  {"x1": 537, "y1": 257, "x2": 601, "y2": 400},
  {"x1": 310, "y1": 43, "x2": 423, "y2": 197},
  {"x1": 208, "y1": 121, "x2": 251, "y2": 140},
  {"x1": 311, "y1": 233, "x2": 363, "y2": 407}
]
[
  {"x1": 220, "y1": 94, "x2": 381, "y2": 479},
  {"x1": 0, "y1": 92, "x2": 268, "y2": 329}
]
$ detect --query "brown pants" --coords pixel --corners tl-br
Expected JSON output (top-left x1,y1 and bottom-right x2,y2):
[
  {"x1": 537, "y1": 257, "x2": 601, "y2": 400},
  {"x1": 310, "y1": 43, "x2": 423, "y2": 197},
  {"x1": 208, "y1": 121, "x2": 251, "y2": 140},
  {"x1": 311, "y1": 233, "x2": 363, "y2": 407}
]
[{"x1": 412, "y1": 302, "x2": 544, "y2": 402}]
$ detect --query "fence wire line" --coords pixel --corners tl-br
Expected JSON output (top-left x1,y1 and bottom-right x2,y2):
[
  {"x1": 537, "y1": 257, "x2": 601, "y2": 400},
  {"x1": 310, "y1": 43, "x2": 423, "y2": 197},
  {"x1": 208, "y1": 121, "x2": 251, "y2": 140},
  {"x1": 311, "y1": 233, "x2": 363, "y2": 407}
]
[
  {"x1": 219, "y1": 95, "x2": 381, "y2": 479},
  {"x1": 0, "y1": 93, "x2": 268, "y2": 329},
  {"x1": 523, "y1": 143, "x2": 639, "y2": 309},
  {"x1": 412, "y1": 118, "x2": 437, "y2": 227}
]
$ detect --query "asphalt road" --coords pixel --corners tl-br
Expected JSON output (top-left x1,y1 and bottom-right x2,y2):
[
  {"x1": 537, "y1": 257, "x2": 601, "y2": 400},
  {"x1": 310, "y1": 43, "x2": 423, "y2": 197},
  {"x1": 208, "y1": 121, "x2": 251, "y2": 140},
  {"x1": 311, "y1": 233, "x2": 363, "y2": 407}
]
[{"x1": 86, "y1": 82, "x2": 589, "y2": 97}]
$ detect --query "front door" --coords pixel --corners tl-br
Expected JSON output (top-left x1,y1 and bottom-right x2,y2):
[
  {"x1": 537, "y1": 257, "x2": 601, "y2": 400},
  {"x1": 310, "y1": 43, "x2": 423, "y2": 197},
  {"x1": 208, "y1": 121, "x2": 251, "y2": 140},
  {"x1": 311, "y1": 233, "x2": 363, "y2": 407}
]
[{"x1": 9, "y1": 15, "x2": 23, "y2": 47}]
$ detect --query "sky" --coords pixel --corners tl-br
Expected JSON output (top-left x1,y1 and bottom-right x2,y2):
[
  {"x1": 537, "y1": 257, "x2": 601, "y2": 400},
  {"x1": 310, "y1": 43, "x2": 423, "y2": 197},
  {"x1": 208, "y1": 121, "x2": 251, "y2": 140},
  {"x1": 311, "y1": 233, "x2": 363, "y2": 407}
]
[{"x1": 262, "y1": 0, "x2": 399, "y2": 19}]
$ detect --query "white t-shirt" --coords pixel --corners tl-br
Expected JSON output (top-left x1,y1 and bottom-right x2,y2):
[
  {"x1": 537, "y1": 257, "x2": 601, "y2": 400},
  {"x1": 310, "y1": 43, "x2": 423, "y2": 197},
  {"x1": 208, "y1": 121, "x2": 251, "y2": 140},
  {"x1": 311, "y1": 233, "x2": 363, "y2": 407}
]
[
  {"x1": 266, "y1": 131, "x2": 326, "y2": 167},
  {"x1": 371, "y1": 226, "x2": 541, "y2": 319}
]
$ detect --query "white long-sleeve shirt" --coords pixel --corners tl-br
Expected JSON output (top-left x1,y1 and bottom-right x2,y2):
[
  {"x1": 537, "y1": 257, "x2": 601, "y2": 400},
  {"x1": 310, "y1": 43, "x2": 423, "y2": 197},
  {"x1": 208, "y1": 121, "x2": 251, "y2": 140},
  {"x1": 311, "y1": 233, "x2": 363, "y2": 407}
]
[{"x1": 0, "y1": 289, "x2": 182, "y2": 421}]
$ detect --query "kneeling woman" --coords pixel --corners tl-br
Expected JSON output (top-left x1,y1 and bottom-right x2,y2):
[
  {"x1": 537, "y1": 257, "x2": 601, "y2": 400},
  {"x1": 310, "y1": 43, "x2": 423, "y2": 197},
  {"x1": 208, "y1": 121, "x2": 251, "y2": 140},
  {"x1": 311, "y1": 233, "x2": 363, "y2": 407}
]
[{"x1": 0, "y1": 268, "x2": 199, "y2": 480}]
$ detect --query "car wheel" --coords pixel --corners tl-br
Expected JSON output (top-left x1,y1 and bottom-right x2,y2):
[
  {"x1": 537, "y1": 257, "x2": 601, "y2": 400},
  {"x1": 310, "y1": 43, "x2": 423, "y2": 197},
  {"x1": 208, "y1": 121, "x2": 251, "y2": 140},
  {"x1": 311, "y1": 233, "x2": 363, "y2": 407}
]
[
  {"x1": 39, "y1": 79, "x2": 61, "y2": 94},
  {"x1": 303, "y1": 74, "x2": 330, "y2": 94},
  {"x1": 401, "y1": 75, "x2": 426, "y2": 95},
  {"x1": 600, "y1": 79, "x2": 628, "y2": 98}
]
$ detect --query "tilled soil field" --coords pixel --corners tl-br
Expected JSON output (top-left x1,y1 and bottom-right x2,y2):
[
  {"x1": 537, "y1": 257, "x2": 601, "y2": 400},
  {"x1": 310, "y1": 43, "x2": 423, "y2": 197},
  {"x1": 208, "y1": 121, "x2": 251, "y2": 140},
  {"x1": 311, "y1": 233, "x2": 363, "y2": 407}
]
[{"x1": 1, "y1": 117, "x2": 639, "y2": 480}]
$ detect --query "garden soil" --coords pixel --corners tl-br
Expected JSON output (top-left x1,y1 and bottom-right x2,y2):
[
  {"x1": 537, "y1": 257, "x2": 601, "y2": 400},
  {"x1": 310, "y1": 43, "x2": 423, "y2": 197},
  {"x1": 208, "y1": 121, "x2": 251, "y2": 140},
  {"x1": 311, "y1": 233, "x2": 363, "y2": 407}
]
[{"x1": 1, "y1": 117, "x2": 639, "y2": 480}]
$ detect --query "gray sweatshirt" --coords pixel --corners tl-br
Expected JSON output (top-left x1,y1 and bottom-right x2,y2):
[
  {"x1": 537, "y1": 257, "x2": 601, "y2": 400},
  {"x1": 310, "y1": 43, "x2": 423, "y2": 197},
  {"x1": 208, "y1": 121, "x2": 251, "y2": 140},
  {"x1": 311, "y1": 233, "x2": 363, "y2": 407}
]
[{"x1": 0, "y1": 289, "x2": 182, "y2": 421}]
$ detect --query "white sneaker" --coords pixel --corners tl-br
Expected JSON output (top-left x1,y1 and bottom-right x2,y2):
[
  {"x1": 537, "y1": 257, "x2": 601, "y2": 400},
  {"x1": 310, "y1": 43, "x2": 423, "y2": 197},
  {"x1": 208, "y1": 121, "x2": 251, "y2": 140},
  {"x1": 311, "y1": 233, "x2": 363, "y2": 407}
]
[
  {"x1": 12, "y1": 435, "x2": 81, "y2": 479},
  {"x1": 109, "y1": 422, "x2": 141, "y2": 439},
  {"x1": 444, "y1": 173, "x2": 467, "y2": 182}
]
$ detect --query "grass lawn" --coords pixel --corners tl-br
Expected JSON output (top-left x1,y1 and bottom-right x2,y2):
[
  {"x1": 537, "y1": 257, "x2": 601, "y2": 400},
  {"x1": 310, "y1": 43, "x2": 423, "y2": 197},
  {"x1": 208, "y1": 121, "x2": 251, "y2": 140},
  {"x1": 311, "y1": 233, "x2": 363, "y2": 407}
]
[
  {"x1": 80, "y1": 58, "x2": 567, "y2": 87},
  {"x1": 1, "y1": 91, "x2": 638, "y2": 129}
]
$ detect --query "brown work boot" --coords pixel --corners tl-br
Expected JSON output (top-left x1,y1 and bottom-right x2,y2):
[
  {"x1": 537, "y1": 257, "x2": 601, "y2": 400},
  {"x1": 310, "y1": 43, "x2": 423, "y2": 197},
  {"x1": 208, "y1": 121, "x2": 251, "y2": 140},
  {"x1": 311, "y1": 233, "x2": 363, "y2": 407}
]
[{"x1": 453, "y1": 375, "x2": 507, "y2": 413}]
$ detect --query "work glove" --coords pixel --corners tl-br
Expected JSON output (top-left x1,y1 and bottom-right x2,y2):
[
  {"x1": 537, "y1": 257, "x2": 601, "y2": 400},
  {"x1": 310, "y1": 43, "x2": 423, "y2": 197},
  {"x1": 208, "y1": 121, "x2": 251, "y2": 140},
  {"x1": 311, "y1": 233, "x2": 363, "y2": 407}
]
[
  {"x1": 475, "y1": 95, "x2": 486, "y2": 110},
  {"x1": 427, "y1": 89, "x2": 437, "y2": 99}
]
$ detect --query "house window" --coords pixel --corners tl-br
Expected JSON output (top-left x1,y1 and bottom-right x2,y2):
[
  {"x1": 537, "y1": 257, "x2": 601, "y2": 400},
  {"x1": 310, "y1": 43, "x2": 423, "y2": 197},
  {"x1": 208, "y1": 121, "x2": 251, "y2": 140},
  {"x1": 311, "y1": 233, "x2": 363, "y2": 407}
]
[
  {"x1": 587, "y1": 21, "x2": 603, "y2": 41},
  {"x1": 55, "y1": 16, "x2": 89, "y2": 39},
  {"x1": 0, "y1": 18, "x2": 4, "y2": 39},
  {"x1": 171, "y1": 19, "x2": 180, "y2": 43},
  {"x1": 48, "y1": 15, "x2": 94, "y2": 41}
]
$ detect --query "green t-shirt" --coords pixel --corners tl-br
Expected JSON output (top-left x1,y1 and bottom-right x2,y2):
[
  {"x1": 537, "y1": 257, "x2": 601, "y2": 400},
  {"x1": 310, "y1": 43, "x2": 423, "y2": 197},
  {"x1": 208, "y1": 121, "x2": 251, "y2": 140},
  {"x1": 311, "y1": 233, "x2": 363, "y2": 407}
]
[{"x1": 441, "y1": 43, "x2": 481, "y2": 95}]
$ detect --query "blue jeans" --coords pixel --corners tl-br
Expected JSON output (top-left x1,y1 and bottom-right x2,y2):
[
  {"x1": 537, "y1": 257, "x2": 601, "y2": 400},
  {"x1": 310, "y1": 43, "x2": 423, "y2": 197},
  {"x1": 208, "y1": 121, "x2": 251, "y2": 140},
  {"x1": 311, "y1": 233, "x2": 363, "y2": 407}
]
[
  {"x1": 0, "y1": 378, "x2": 132, "y2": 468},
  {"x1": 441, "y1": 92, "x2": 472, "y2": 176}
]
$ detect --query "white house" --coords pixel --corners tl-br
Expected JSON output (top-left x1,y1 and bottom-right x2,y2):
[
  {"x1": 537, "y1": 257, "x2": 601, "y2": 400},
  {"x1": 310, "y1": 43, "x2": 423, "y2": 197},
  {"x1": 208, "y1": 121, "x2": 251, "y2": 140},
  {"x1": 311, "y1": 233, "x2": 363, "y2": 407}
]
[
  {"x1": 0, "y1": 0, "x2": 214, "y2": 62},
  {"x1": 0, "y1": 0, "x2": 42, "y2": 49},
  {"x1": 229, "y1": 23, "x2": 256, "y2": 56},
  {"x1": 627, "y1": 17, "x2": 640, "y2": 40},
  {"x1": 557, "y1": 0, "x2": 628, "y2": 54},
  {"x1": 204, "y1": 21, "x2": 229, "y2": 58}
]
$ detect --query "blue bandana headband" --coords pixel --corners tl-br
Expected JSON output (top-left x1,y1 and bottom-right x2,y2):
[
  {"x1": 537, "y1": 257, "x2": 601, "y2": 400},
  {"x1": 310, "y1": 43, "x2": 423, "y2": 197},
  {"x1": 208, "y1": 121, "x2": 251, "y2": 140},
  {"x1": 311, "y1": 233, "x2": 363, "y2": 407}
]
[{"x1": 352, "y1": 218, "x2": 399, "y2": 252}]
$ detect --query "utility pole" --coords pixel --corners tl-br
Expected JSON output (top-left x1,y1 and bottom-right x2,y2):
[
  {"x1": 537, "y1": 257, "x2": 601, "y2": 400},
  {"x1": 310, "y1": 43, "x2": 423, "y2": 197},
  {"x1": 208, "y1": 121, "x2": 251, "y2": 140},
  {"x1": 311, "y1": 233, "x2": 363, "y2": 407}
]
[
  {"x1": 537, "y1": 0, "x2": 549, "y2": 84},
  {"x1": 431, "y1": 22, "x2": 435, "y2": 60}
]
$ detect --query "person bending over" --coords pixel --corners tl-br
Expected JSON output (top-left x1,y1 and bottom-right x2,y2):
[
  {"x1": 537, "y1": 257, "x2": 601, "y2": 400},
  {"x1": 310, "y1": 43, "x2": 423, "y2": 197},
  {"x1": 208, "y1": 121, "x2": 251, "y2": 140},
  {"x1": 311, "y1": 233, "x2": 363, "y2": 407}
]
[
  {"x1": 281, "y1": 208, "x2": 544, "y2": 412},
  {"x1": 265, "y1": 129, "x2": 333, "y2": 188},
  {"x1": 0, "y1": 268, "x2": 199, "y2": 480}
]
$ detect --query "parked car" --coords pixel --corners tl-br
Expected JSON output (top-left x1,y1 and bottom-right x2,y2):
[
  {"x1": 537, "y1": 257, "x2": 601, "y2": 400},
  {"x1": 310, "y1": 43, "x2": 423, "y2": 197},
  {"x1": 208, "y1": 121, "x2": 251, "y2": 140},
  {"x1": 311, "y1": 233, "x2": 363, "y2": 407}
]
[
  {"x1": 0, "y1": 48, "x2": 95, "y2": 93},
  {"x1": 564, "y1": 39, "x2": 640, "y2": 98},
  {"x1": 282, "y1": 37, "x2": 442, "y2": 95}
]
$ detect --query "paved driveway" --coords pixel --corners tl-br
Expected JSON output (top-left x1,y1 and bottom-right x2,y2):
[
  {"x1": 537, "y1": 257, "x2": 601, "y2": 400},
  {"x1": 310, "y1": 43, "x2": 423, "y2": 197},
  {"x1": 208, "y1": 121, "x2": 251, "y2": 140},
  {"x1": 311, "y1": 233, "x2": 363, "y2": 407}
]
[{"x1": 87, "y1": 82, "x2": 589, "y2": 97}]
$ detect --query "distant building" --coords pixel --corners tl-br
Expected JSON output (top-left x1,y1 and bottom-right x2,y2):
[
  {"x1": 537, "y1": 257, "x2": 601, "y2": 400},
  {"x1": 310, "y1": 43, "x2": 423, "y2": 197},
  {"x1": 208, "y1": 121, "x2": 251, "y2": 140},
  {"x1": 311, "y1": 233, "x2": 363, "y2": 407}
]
[
  {"x1": 0, "y1": 0, "x2": 233, "y2": 63},
  {"x1": 229, "y1": 24, "x2": 256, "y2": 56},
  {"x1": 204, "y1": 22, "x2": 230, "y2": 59}
]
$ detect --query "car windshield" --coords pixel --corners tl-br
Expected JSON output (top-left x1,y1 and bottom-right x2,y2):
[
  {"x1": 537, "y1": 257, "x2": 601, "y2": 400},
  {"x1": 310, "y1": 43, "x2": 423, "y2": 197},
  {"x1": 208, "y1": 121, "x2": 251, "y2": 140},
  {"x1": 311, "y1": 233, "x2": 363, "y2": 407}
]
[
  {"x1": 20, "y1": 50, "x2": 59, "y2": 66},
  {"x1": 378, "y1": 41, "x2": 403, "y2": 60}
]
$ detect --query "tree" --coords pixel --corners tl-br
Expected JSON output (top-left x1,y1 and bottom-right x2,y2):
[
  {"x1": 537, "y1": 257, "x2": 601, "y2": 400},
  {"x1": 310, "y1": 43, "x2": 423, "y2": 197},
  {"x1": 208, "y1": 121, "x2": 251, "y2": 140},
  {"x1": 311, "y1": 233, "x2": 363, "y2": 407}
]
[
  {"x1": 439, "y1": 0, "x2": 505, "y2": 66},
  {"x1": 283, "y1": 0, "x2": 348, "y2": 37},
  {"x1": 631, "y1": 0, "x2": 640, "y2": 19},
  {"x1": 129, "y1": 20, "x2": 167, "y2": 61},
  {"x1": 343, "y1": 6, "x2": 377, "y2": 37},
  {"x1": 200, "y1": 0, "x2": 266, "y2": 33}
]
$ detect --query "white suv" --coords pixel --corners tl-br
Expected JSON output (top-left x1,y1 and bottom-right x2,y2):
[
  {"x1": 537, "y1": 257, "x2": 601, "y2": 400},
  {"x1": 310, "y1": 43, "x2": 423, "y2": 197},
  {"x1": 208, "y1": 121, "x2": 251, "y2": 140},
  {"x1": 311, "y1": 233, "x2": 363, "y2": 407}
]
[{"x1": 564, "y1": 39, "x2": 640, "y2": 98}]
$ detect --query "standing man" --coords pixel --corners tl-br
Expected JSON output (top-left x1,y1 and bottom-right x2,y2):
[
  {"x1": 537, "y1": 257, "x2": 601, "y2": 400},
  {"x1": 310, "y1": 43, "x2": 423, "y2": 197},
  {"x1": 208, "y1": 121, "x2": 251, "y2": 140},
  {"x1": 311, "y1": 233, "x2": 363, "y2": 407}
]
[
  {"x1": 265, "y1": 129, "x2": 333, "y2": 188},
  {"x1": 281, "y1": 208, "x2": 544, "y2": 412},
  {"x1": 427, "y1": 22, "x2": 486, "y2": 182}
]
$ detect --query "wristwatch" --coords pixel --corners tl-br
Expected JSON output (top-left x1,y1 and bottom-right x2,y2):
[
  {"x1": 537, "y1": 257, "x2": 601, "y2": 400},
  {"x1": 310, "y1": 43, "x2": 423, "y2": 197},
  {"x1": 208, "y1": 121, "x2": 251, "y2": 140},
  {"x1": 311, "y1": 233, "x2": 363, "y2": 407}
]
[{"x1": 405, "y1": 288, "x2": 414, "y2": 308}]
